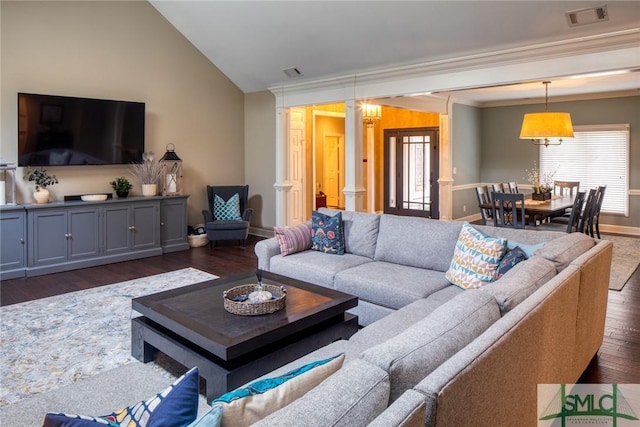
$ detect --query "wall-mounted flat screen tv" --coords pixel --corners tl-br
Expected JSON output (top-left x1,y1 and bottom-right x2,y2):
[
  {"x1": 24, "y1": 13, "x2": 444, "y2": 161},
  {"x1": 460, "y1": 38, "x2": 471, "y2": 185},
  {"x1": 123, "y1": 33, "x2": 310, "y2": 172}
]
[{"x1": 18, "y1": 93, "x2": 145, "y2": 166}]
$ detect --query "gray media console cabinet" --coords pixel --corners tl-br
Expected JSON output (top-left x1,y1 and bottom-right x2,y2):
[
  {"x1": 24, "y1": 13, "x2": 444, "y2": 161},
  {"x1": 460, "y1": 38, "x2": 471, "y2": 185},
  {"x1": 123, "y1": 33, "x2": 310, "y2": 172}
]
[{"x1": 0, "y1": 195, "x2": 189, "y2": 280}]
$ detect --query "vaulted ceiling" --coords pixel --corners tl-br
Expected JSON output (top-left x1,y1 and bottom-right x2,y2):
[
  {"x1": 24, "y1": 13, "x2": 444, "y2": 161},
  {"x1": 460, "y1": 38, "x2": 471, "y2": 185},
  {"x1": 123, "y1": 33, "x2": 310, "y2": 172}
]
[{"x1": 150, "y1": 1, "x2": 640, "y2": 103}]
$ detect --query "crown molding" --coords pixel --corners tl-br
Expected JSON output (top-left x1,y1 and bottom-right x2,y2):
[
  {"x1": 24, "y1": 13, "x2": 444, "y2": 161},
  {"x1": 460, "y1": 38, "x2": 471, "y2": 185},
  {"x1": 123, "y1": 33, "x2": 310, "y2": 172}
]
[{"x1": 269, "y1": 29, "x2": 640, "y2": 105}]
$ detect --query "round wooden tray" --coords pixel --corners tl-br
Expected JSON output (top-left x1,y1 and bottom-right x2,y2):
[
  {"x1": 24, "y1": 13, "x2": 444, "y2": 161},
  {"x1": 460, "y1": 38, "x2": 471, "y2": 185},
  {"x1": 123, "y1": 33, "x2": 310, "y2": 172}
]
[{"x1": 223, "y1": 284, "x2": 286, "y2": 316}]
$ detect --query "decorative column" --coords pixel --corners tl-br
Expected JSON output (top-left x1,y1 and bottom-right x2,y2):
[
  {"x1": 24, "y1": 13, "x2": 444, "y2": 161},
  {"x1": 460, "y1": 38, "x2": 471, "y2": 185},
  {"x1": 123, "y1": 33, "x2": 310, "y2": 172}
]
[
  {"x1": 343, "y1": 99, "x2": 366, "y2": 211},
  {"x1": 438, "y1": 113, "x2": 454, "y2": 220},
  {"x1": 273, "y1": 94, "x2": 292, "y2": 227}
]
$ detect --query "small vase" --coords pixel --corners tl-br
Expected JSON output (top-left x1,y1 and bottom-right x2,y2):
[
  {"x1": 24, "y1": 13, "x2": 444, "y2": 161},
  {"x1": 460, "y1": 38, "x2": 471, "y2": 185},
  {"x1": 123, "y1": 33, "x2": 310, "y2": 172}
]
[
  {"x1": 33, "y1": 188, "x2": 50, "y2": 204},
  {"x1": 142, "y1": 184, "x2": 157, "y2": 197},
  {"x1": 116, "y1": 190, "x2": 129, "y2": 198}
]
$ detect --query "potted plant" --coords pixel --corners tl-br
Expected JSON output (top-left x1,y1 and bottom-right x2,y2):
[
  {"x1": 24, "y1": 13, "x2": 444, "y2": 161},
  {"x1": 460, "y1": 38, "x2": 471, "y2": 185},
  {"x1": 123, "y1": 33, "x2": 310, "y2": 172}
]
[
  {"x1": 110, "y1": 176, "x2": 133, "y2": 198},
  {"x1": 24, "y1": 168, "x2": 58, "y2": 204},
  {"x1": 526, "y1": 162, "x2": 557, "y2": 201},
  {"x1": 129, "y1": 152, "x2": 163, "y2": 196}
]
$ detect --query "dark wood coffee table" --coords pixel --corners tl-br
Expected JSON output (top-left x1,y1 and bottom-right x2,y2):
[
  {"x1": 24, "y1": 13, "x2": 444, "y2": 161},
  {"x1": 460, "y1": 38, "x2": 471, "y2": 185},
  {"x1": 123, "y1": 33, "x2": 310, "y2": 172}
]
[{"x1": 131, "y1": 270, "x2": 358, "y2": 401}]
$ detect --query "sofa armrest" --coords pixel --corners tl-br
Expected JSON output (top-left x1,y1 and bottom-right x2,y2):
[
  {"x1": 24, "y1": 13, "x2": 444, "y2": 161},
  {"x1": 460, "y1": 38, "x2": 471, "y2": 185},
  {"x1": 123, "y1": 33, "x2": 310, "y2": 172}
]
[
  {"x1": 255, "y1": 237, "x2": 281, "y2": 271},
  {"x1": 367, "y1": 389, "x2": 426, "y2": 427}
]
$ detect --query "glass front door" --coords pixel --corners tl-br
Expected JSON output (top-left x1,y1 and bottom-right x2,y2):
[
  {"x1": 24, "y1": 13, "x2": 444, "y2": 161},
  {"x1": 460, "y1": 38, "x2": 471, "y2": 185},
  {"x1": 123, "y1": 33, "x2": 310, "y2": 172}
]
[{"x1": 384, "y1": 128, "x2": 439, "y2": 218}]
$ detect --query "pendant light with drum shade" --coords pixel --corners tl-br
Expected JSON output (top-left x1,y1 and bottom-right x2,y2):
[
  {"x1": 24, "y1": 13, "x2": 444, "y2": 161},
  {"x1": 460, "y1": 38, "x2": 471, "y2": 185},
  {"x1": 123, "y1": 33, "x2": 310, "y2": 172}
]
[{"x1": 520, "y1": 81, "x2": 574, "y2": 147}]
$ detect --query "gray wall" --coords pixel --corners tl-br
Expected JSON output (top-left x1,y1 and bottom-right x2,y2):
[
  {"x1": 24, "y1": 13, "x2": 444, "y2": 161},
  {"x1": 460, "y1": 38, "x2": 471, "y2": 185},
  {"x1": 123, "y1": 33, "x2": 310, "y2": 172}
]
[{"x1": 451, "y1": 103, "x2": 483, "y2": 220}]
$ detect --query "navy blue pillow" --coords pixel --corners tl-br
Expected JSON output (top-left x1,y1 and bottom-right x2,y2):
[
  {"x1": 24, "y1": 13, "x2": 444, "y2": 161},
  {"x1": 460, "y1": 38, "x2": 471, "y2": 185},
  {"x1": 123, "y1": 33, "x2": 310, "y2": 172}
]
[
  {"x1": 496, "y1": 246, "x2": 528, "y2": 279},
  {"x1": 311, "y1": 211, "x2": 345, "y2": 255},
  {"x1": 43, "y1": 367, "x2": 200, "y2": 427}
]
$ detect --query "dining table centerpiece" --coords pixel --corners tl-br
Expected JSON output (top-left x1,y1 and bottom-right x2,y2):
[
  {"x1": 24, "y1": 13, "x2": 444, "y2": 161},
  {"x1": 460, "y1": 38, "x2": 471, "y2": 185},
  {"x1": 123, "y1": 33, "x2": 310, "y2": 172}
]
[{"x1": 526, "y1": 162, "x2": 556, "y2": 201}]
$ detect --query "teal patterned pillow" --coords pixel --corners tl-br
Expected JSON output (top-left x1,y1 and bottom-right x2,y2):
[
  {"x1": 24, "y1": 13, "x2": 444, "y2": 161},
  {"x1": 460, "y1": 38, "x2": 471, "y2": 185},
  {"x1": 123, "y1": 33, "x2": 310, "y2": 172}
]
[
  {"x1": 43, "y1": 367, "x2": 199, "y2": 427},
  {"x1": 311, "y1": 211, "x2": 344, "y2": 255},
  {"x1": 214, "y1": 193, "x2": 242, "y2": 221}
]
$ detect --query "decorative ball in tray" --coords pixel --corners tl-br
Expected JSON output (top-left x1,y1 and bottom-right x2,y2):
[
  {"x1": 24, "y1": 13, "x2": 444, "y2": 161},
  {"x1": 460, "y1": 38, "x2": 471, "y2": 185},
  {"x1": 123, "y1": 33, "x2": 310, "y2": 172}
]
[{"x1": 223, "y1": 271, "x2": 286, "y2": 316}]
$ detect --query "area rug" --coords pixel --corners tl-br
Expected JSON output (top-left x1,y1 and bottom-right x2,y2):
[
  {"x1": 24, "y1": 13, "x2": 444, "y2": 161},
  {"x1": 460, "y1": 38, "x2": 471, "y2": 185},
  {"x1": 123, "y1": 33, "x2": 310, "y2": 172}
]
[
  {"x1": 0, "y1": 267, "x2": 217, "y2": 407},
  {"x1": 600, "y1": 234, "x2": 640, "y2": 291}
]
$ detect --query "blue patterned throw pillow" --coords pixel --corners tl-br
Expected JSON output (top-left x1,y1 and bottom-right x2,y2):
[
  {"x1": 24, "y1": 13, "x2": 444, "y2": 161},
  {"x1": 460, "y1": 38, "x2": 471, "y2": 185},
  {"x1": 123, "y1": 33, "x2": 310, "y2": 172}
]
[
  {"x1": 496, "y1": 246, "x2": 528, "y2": 279},
  {"x1": 311, "y1": 211, "x2": 345, "y2": 255},
  {"x1": 213, "y1": 193, "x2": 242, "y2": 221},
  {"x1": 43, "y1": 367, "x2": 200, "y2": 427}
]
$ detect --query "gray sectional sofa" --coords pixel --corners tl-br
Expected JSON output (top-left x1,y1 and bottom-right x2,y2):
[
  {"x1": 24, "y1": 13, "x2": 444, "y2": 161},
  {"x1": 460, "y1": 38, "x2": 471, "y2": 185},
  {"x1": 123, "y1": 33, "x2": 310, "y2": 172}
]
[{"x1": 252, "y1": 208, "x2": 613, "y2": 426}]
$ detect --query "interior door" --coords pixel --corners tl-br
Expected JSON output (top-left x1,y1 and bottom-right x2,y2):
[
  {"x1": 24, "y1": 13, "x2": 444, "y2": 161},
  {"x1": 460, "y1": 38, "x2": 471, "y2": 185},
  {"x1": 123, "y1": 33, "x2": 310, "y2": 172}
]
[
  {"x1": 322, "y1": 134, "x2": 344, "y2": 208},
  {"x1": 384, "y1": 128, "x2": 439, "y2": 218},
  {"x1": 289, "y1": 108, "x2": 306, "y2": 225}
]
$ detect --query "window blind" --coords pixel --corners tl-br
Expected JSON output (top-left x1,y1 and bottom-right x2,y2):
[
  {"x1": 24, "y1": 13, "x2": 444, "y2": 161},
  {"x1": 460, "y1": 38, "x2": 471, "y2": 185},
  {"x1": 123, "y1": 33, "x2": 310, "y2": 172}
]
[{"x1": 540, "y1": 124, "x2": 629, "y2": 215}]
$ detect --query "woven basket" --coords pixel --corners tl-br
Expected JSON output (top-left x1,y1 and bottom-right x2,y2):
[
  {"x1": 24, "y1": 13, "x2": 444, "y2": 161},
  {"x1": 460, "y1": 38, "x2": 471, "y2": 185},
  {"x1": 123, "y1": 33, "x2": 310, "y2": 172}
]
[
  {"x1": 188, "y1": 234, "x2": 208, "y2": 248},
  {"x1": 224, "y1": 284, "x2": 286, "y2": 316}
]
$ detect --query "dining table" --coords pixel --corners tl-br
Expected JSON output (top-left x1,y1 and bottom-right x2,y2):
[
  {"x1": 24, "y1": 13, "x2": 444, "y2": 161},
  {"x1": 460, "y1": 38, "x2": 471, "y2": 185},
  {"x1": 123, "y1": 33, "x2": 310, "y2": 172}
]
[{"x1": 481, "y1": 194, "x2": 575, "y2": 226}]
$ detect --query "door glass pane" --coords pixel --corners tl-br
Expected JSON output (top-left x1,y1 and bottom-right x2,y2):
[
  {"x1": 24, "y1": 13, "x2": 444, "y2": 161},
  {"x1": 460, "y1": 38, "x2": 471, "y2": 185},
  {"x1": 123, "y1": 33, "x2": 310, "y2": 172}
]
[
  {"x1": 388, "y1": 137, "x2": 396, "y2": 208},
  {"x1": 402, "y1": 135, "x2": 430, "y2": 212}
]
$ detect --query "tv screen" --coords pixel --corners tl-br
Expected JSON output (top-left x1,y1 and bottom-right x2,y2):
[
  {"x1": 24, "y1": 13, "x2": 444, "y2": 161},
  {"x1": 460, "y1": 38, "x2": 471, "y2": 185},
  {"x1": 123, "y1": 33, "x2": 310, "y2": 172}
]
[{"x1": 18, "y1": 93, "x2": 145, "y2": 166}]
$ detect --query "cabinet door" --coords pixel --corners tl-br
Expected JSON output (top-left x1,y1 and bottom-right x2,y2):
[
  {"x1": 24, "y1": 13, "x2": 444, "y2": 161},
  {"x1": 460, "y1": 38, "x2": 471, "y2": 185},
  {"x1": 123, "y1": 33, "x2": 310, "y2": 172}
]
[
  {"x1": 0, "y1": 210, "x2": 26, "y2": 276},
  {"x1": 67, "y1": 208, "x2": 100, "y2": 260},
  {"x1": 103, "y1": 205, "x2": 131, "y2": 254},
  {"x1": 161, "y1": 198, "x2": 188, "y2": 252},
  {"x1": 30, "y1": 210, "x2": 68, "y2": 265},
  {"x1": 131, "y1": 203, "x2": 159, "y2": 250}
]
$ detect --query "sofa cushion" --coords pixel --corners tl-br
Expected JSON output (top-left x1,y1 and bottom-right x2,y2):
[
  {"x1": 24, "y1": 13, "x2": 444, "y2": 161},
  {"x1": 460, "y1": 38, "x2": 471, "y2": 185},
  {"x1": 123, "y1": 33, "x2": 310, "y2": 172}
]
[
  {"x1": 374, "y1": 215, "x2": 462, "y2": 272},
  {"x1": 319, "y1": 208, "x2": 381, "y2": 259},
  {"x1": 311, "y1": 210, "x2": 345, "y2": 255},
  {"x1": 360, "y1": 290, "x2": 500, "y2": 402},
  {"x1": 214, "y1": 193, "x2": 242, "y2": 221},
  {"x1": 335, "y1": 261, "x2": 451, "y2": 310},
  {"x1": 445, "y1": 223, "x2": 507, "y2": 289},
  {"x1": 211, "y1": 354, "x2": 344, "y2": 426},
  {"x1": 534, "y1": 232, "x2": 595, "y2": 271},
  {"x1": 43, "y1": 367, "x2": 199, "y2": 427},
  {"x1": 252, "y1": 359, "x2": 390, "y2": 427},
  {"x1": 349, "y1": 286, "x2": 463, "y2": 348},
  {"x1": 274, "y1": 221, "x2": 312, "y2": 256},
  {"x1": 479, "y1": 256, "x2": 557, "y2": 313},
  {"x1": 367, "y1": 389, "x2": 426, "y2": 427},
  {"x1": 269, "y1": 251, "x2": 371, "y2": 289}
]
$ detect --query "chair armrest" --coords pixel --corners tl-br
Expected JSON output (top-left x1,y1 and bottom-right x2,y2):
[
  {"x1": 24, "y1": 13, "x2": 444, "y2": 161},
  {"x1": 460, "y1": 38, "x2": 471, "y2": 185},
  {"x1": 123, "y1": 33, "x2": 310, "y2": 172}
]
[
  {"x1": 202, "y1": 210, "x2": 213, "y2": 223},
  {"x1": 242, "y1": 208, "x2": 254, "y2": 223},
  {"x1": 254, "y1": 236, "x2": 280, "y2": 271}
]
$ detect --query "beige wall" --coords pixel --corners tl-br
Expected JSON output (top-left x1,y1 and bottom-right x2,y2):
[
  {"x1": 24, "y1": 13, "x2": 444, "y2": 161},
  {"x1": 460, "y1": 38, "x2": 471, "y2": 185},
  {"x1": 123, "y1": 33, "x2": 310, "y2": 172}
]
[
  {"x1": 0, "y1": 1, "x2": 244, "y2": 225},
  {"x1": 244, "y1": 90, "x2": 276, "y2": 231}
]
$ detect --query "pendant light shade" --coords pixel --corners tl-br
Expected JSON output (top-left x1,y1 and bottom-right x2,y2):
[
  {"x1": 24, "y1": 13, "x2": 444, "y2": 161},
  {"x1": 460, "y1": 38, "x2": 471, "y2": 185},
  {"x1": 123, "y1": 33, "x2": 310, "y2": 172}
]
[{"x1": 520, "y1": 82, "x2": 574, "y2": 147}]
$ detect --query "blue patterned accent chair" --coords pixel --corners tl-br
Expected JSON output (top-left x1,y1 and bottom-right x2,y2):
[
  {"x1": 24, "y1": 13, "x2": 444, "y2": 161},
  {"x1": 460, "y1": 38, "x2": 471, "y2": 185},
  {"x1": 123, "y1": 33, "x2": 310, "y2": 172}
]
[{"x1": 202, "y1": 185, "x2": 253, "y2": 248}]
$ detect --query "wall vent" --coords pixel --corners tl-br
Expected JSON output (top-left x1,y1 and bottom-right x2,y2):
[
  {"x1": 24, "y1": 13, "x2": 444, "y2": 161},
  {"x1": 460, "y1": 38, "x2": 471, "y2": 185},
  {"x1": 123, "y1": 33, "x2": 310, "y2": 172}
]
[
  {"x1": 282, "y1": 67, "x2": 304, "y2": 78},
  {"x1": 566, "y1": 5, "x2": 609, "y2": 27}
]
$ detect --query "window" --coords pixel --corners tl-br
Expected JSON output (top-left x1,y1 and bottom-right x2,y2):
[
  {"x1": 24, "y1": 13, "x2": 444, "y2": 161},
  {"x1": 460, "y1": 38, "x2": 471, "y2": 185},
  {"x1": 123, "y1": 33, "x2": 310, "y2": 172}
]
[{"x1": 540, "y1": 124, "x2": 629, "y2": 215}]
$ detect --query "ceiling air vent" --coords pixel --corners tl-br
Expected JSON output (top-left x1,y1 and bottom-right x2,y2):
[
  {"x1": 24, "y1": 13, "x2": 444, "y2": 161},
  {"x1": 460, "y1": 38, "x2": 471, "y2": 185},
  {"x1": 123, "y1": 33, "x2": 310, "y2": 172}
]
[
  {"x1": 282, "y1": 67, "x2": 304, "y2": 79},
  {"x1": 566, "y1": 5, "x2": 609, "y2": 27}
]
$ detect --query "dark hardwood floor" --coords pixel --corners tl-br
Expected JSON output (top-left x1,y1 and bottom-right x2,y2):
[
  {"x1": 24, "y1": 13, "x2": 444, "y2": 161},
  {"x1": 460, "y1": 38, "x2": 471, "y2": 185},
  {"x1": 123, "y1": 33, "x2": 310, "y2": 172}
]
[{"x1": 1, "y1": 234, "x2": 638, "y2": 384}]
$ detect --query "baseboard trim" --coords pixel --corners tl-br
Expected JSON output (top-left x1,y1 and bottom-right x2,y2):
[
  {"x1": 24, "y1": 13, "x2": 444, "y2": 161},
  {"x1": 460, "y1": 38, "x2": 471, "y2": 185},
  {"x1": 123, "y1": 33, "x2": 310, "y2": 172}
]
[
  {"x1": 250, "y1": 227, "x2": 274, "y2": 239},
  {"x1": 599, "y1": 224, "x2": 640, "y2": 237}
]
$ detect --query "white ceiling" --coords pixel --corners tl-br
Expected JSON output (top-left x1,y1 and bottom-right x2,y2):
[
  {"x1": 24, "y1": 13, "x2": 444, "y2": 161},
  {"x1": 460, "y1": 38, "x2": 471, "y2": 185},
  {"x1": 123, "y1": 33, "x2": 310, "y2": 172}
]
[{"x1": 150, "y1": 1, "x2": 640, "y2": 103}]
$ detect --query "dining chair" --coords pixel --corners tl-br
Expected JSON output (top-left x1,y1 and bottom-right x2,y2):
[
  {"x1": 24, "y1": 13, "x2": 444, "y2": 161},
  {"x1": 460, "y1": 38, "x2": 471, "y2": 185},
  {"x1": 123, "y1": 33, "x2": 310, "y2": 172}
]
[
  {"x1": 508, "y1": 182, "x2": 519, "y2": 193},
  {"x1": 589, "y1": 186, "x2": 606, "y2": 239},
  {"x1": 577, "y1": 188, "x2": 597, "y2": 235},
  {"x1": 491, "y1": 191, "x2": 526, "y2": 229},
  {"x1": 539, "y1": 190, "x2": 586, "y2": 233},
  {"x1": 475, "y1": 185, "x2": 493, "y2": 225},
  {"x1": 553, "y1": 180, "x2": 580, "y2": 196},
  {"x1": 492, "y1": 183, "x2": 505, "y2": 193}
]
